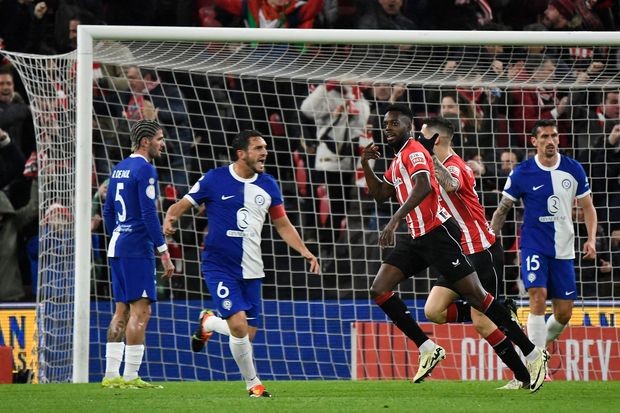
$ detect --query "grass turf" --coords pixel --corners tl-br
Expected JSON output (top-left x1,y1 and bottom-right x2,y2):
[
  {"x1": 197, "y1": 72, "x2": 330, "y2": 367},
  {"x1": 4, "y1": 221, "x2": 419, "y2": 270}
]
[{"x1": 2, "y1": 380, "x2": 619, "y2": 413}]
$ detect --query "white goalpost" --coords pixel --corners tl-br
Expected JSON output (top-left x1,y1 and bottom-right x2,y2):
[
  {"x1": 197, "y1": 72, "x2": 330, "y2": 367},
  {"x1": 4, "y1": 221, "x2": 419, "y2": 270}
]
[{"x1": 4, "y1": 27, "x2": 620, "y2": 384}]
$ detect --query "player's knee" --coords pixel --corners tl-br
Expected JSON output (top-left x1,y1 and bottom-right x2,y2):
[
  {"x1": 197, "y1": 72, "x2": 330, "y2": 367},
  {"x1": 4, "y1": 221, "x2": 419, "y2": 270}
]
[
  {"x1": 555, "y1": 312, "x2": 572, "y2": 325},
  {"x1": 369, "y1": 285, "x2": 387, "y2": 299},
  {"x1": 424, "y1": 306, "x2": 446, "y2": 324}
]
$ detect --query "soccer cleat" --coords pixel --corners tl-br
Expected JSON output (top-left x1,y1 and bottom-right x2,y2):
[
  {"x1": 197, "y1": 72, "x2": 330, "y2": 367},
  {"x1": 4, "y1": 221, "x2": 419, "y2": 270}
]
[
  {"x1": 101, "y1": 376, "x2": 125, "y2": 388},
  {"x1": 527, "y1": 347, "x2": 550, "y2": 393},
  {"x1": 191, "y1": 309, "x2": 215, "y2": 352},
  {"x1": 413, "y1": 345, "x2": 446, "y2": 383},
  {"x1": 248, "y1": 384, "x2": 272, "y2": 398},
  {"x1": 503, "y1": 298, "x2": 522, "y2": 329},
  {"x1": 496, "y1": 378, "x2": 528, "y2": 390},
  {"x1": 124, "y1": 377, "x2": 163, "y2": 389}
]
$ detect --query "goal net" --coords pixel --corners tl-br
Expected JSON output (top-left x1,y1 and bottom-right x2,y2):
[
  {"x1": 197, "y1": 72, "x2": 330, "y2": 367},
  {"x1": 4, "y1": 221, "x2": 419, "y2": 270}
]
[{"x1": 4, "y1": 27, "x2": 620, "y2": 383}]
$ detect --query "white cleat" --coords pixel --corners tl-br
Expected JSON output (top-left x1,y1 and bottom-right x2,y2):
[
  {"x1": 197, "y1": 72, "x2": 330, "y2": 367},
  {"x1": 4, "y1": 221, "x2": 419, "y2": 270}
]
[
  {"x1": 413, "y1": 345, "x2": 446, "y2": 383},
  {"x1": 496, "y1": 378, "x2": 527, "y2": 390},
  {"x1": 527, "y1": 347, "x2": 550, "y2": 393}
]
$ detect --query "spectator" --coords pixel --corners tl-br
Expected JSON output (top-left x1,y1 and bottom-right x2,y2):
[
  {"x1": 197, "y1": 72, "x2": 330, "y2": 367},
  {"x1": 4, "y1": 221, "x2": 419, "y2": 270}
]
[
  {"x1": 356, "y1": 0, "x2": 419, "y2": 30},
  {"x1": 0, "y1": 178, "x2": 38, "y2": 302},
  {"x1": 117, "y1": 66, "x2": 194, "y2": 192},
  {"x1": 0, "y1": 127, "x2": 26, "y2": 192},
  {"x1": 0, "y1": 70, "x2": 35, "y2": 158},
  {"x1": 541, "y1": 0, "x2": 578, "y2": 30},
  {"x1": 300, "y1": 80, "x2": 370, "y2": 266},
  {"x1": 427, "y1": 0, "x2": 494, "y2": 30},
  {"x1": 215, "y1": 0, "x2": 324, "y2": 28}
]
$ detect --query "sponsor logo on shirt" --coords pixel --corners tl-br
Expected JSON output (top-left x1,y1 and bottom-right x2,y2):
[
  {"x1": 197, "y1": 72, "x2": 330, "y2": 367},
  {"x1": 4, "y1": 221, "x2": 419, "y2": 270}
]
[{"x1": 409, "y1": 151, "x2": 426, "y2": 166}]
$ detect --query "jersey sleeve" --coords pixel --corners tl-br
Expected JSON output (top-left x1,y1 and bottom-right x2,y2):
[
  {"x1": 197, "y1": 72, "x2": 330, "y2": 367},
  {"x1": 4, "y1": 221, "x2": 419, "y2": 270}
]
[
  {"x1": 574, "y1": 161, "x2": 591, "y2": 198},
  {"x1": 446, "y1": 162, "x2": 464, "y2": 192},
  {"x1": 136, "y1": 164, "x2": 166, "y2": 250},
  {"x1": 265, "y1": 175, "x2": 284, "y2": 208},
  {"x1": 103, "y1": 180, "x2": 116, "y2": 236},
  {"x1": 502, "y1": 169, "x2": 523, "y2": 201},
  {"x1": 383, "y1": 166, "x2": 394, "y2": 186},
  {"x1": 184, "y1": 172, "x2": 211, "y2": 208},
  {"x1": 404, "y1": 144, "x2": 431, "y2": 179}
]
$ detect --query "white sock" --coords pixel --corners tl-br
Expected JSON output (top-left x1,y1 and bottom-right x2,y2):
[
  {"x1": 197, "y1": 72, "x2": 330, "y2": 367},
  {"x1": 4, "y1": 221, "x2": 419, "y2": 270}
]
[
  {"x1": 527, "y1": 313, "x2": 547, "y2": 349},
  {"x1": 546, "y1": 314, "x2": 567, "y2": 343},
  {"x1": 419, "y1": 339, "x2": 436, "y2": 354},
  {"x1": 122, "y1": 344, "x2": 145, "y2": 381},
  {"x1": 204, "y1": 315, "x2": 231, "y2": 336},
  {"x1": 229, "y1": 335, "x2": 259, "y2": 388},
  {"x1": 104, "y1": 342, "x2": 125, "y2": 379}
]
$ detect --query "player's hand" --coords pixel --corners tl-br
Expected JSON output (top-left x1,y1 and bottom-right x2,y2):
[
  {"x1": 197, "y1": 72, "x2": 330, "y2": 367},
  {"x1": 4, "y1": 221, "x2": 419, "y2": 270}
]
[
  {"x1": 582, "y1": 239, "x2": 596, "y2": 260},
  {"x1": 417, "y1": 133, "x2": 439, "y2": 156},
  {"x1": 304, "y1": 253, "x2": 320, "y2": 275},
  {"x1": 361, "y1": 142, "x2": 380, "y2": 164},
  {"x1": 163, "y1": 215, "x2": 177, "y2": 236},
  {"x1": 160, "y1": 251, "x2": 174, "y2": 278},
  {"x1": 379, "y1": 220, "x2": 397, "y2": 248}
]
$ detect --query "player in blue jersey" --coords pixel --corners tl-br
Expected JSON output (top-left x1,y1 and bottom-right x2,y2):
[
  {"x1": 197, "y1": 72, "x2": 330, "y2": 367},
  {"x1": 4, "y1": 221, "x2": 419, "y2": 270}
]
[
  {"x1": 101, "y1": 120, "x2": 175, "y2": 389},
  {"x1": 163, "y1": 129, "x2": 320, "y2": 398},
  {"x1": 491, "y1": 119, "x2": 598, "y2": 369}
]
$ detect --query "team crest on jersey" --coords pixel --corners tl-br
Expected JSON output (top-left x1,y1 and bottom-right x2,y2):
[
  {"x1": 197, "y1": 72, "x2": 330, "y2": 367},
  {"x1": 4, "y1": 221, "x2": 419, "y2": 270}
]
[
  {"x1": 447, "y1": 165, "x2": 460, "y2": 176},
  {"x1": 409, "y1": 151, "x2": 426, "y2": 166},
  {"x1": 562, "y1": 179, "x2": 571, "y2": 189},
  {"x1": 146, "y1": 185, "x2": 156, "y2": 200},
  {"x1": 255, "y1": 194, "x2": 265, "y2": 206},
  {"x1": 527, "y1": 273, "x2": 537, "y2": 283},
  {"x1": 222, "y1": 299, "x2": 232, "y2": 310}
]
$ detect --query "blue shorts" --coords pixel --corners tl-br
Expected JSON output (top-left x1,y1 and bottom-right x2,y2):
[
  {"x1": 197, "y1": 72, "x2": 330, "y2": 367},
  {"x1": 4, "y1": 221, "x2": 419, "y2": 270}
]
[
  {"x1": 520, "y1": 248, "x2": 576, "y2": 300},
  {"x1": 110, "y1": 256, "x2": 157, "y2": 303},
  {"x1": 203, "y1": 270, "x2": 262, "y2": 328}
]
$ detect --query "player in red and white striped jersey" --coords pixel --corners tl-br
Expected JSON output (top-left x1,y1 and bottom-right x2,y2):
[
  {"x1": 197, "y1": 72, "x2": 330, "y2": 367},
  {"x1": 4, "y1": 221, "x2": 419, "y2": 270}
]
[
  {"x1": 361, "y1": 105, "x2": 548, "y2": 391},
  {"x1": 419, "y1": 117, "x2": 530, "y2": 389}
]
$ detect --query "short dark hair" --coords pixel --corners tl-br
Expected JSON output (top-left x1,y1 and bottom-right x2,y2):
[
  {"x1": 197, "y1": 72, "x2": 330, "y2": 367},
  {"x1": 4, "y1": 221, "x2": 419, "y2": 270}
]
[
  {"x1": 130, "y1": 120, "x2": 161, "y2": 151},
  {"x1": 531, "y1": 119, "x2": 556, "y2": 137},
  {"x1": 423, "y1": 116, "x2": 455, "y2": 138},
  {"x1": 231, "y1": 129, "x2": 263, "y2": 153},
  {"x1": 385, "y1": 103, "x2": 413, "y2": 122}
]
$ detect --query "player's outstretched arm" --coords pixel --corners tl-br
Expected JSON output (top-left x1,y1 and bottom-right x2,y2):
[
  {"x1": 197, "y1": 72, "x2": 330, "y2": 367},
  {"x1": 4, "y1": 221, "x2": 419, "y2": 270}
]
[
  {"x1": 578, "y1": 194, "x2": 598, "y2": 260},
  {"x1": 163, "y1": 197, "x2": 193, "y2": 236},
  {"x1": 272, "y1": 215, "x2": 320, "y2": 274},
  {"x1": 490, "y1": 195, "x2": 515, "y2": 235}
]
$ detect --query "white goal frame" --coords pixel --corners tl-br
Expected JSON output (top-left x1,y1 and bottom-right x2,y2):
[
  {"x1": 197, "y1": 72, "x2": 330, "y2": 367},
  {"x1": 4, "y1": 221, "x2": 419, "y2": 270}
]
[{"x1": 73, "y1": 26, "x2": 620, "y2": 383}]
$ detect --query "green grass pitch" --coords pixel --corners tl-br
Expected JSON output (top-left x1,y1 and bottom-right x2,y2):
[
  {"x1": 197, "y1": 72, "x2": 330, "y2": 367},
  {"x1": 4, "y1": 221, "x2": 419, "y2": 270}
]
[{"x1": 2, "y1": 380, "x2": 620, "y2": 412}]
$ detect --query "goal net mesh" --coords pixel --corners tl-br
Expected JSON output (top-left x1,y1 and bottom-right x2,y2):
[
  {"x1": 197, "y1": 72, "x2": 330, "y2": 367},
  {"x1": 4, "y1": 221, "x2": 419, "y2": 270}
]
[{"x1": 5, "y1": 35, "x2": 619, "y2": 383}]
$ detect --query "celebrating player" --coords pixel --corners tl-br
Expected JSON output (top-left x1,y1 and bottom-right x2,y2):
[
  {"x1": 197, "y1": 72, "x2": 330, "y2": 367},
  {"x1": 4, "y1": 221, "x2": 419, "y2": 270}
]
[
  {"x1": 101, "y1": 120, "x2": 175, "y2": 389},
  {"x1": 419, "y1": 116, "x2": 530, "y2": 389},
  {"x1": 491, "y1": 119, "x2": 598, "y2": 366},
  {"x1": 361, "y1": 104, "x2": 549, "y2": 391},
  {"x1": 163, "y1": 129, "x2": 320, "y2": 398}
]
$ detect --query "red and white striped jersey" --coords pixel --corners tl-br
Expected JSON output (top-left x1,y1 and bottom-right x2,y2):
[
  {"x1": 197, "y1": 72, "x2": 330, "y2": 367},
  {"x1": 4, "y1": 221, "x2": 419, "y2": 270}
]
[
  {"x1": 384, "y1": 138, "x2": 450, "y2": 239},
  {"x1": 439, "y1": 153, "x2": 495, "y2": 254}
]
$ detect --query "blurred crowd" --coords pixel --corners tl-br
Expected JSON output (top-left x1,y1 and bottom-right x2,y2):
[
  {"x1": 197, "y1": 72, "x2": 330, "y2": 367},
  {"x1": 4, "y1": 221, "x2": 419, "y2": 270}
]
[{"x1": 1, "y1": 0, "x2": 620, "y2": 303}]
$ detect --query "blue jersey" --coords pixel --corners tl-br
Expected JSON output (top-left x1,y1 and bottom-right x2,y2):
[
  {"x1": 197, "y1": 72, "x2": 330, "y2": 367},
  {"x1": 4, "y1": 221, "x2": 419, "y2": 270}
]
[
  {"x1": 502, "y1": 154, "x2": 590, "y2": 259},
  {"x1": 103, "y1": 154, "x2": 166, "y2": 257},
  {"x1": 184, "y1": 164, "x2": 283, "y2": 279}
]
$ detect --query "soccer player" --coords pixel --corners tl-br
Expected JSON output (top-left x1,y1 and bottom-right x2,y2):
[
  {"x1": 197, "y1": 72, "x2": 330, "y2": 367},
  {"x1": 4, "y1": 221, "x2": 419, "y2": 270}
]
[
  {"x1": 163, "y1": 129, "x2": 320, "y2": 398},
  {"x1": 491, "y1": 119, "x2": 597, "y2": 366},
  {"x1": 361, "y1": 104, "x2": 549, "y2": 392},
  {"x1": 101, "y1": 120, "x2": 175, "y2": 389},
  {"x1": 419, "y1": 116, "x2": 530, "y2": 389}
]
